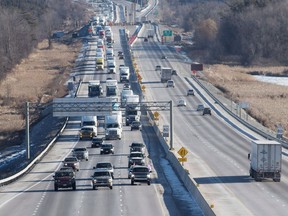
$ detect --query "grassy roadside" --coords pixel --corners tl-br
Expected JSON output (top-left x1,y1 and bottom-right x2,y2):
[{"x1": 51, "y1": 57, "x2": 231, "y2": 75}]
[
  {"x1": 202, "y1": 64, "x2": 288, "y2": 136},
  {"x1": 0, "y1": 38, "x2": 82, "y2": 150}
]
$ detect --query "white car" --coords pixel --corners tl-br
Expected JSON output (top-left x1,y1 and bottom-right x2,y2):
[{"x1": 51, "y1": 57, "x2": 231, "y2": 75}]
[
  {"x1": 196, "y1": 104, "x2": 205, "y2": 111},
  {"x1": 177, "y1": 99, "x2": 186, "y2": 107},
  {"x1": 166, "y1": 80, "x2": 175, "y2": 88}
]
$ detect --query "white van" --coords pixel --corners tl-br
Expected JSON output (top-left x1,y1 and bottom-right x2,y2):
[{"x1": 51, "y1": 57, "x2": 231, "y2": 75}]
[
  {"x1": 81, "y1": 116, "x2": 98, "y2": 127},
  {"x1": 106, "y1": 48, "x2": 114, "y2": 58}
]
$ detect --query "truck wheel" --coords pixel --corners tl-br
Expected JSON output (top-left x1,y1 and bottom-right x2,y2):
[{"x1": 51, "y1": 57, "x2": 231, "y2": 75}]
[
  {"x1": 54, "y1": 184, "x2": 58, "y2": 191},
  {"x1": 273, "y1": 178, "x2": 281, "y2": 182}
]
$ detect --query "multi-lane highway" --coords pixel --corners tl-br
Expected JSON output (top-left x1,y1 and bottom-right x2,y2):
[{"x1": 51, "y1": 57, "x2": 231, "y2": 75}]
[
  {"x1": 132, "y1": 23, "x2": 288, "y2": 215},
  {"x1": 0, "y1": 14, "x2": 204, "y2": 215},
  {"x1": 1, "y1": 0, "x2": 287, "y2": 215}
]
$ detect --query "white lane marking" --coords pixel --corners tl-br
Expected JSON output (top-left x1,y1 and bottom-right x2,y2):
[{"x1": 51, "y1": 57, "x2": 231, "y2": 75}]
[{"x1": 0, "y1": 138, "x2": 79, "y2": 209}]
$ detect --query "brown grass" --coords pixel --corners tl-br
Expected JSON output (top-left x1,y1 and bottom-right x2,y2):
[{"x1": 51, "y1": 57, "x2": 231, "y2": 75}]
[
  {"x1": 0, "y1": 39, "x2": 81, "y2": 149},
  {"x1": 204, "y1": 64, "x2": 288, "y2": 135}
]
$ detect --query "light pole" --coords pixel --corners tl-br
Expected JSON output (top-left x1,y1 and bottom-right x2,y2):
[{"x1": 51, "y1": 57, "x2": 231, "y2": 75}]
[{"x1": 169, "y1": 100, "x2": 173, "y2": 150}]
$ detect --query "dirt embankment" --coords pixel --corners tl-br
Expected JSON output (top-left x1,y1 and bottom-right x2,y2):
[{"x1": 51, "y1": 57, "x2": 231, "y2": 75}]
[
  {"x1": 0, "y1": 39, "x2": 81, "y2": 150},
  {"x1": 202, "y1": 64, "x2": 288, "y2": 135}
]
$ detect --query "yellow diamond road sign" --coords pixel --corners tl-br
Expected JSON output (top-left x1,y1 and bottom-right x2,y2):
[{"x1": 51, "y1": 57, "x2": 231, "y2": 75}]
[{"x1": 177, "y1": 147, "x2": 188, "y2": 158}]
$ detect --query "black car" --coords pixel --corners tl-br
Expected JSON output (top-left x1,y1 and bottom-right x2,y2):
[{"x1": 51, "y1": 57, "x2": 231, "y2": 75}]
[
  {"x1": 100, "y1": 143, "x2": 115, "y2": 154},
  {"x1": 123, "y1": 83, "x2": 131, "y2": 90},
  {"x1": 91, "y1": 137, "x2": 104, "y2": 148},
  {"x1": 203, "y1": 107, "x2": 212, "y2": 115},
  {"x1": 131, "y1": 121, "x2": 142, "y2": 131},
  {"x1": 172, "y1": 70, "x2": 177, "y2": 76}
]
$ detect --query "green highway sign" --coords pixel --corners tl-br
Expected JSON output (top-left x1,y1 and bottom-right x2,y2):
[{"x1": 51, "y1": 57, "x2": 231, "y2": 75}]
[{"x1": 163, "y1": 30, "x2": 172, "y2": 36}]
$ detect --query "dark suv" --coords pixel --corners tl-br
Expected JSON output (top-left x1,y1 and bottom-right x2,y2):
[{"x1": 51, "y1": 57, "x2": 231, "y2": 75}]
[
  {"x1": 131, "y1": 121, "x2": 142, "y2": 131},
  {"x1": 53, "y1": 170, "x2": 76, "y2": 191},
  {"x1": 203, "y1": 107, "x2": 212, "y2": 115},
  {"x1": 100, "y1": 143, "x2": 114, "y2": 154},
  {"x1": 91, "y1": 137, "x2": 104, "y2": 148}
]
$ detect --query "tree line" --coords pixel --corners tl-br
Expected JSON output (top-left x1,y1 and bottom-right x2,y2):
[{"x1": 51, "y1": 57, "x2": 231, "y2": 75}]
[
  {"x1": 159, "y1": 0, "x2": 288, "y2": 65},
  {"x1": 0, "y1": 0, "x2": 89, "y2": 81}
]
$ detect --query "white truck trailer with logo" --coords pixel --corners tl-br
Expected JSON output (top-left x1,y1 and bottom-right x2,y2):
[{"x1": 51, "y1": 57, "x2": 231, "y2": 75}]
[
  {"x1": 106, "y1": 80, "x2": 118, "y2": 97},
  {"x1": 105, "y1": 111, "x2": 122, "y2": 140},
  {"x1": 248, "y1": 140, "x2": 282, "y2": 182},
  {"x1": 125, "y1": 95, "x2": 140, "y2": 126},
  {"x1": 160, "y1": 67, "x2": 172, "y2": 83}
]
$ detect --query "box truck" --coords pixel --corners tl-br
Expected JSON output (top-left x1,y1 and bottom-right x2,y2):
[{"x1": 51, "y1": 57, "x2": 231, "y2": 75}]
[
  {"x1": 105, "y1": 111, "x2": 122, "y2": 140},
  {"x1": 125, "y1": 95, "x2": 140, "y2": 126},
  {"x1": 248, "y1": 140, "x2": 282, "y2": 182},
  {"x1": 106, "y1": 80, "x2": 118, "y2": 97},
  {"x1": 160, "y1": 67, "x2": 172, "y2": 83},
  {"x1": 119, "y1": 66, "x2": 130, "y2": 83},
  {"x1": 88, "y1": 80, "x2": 103, "y2": 97}
]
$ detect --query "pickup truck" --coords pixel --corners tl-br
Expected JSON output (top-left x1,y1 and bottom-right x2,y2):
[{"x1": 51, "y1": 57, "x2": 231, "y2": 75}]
[
  {"x1": 53, "y1": 170, "x2": 76, "y2": 191},
  {"x1": 130, "y1": 165, "x2": 151, "y2": 185},
  {"x1": 91, "y1": 170, "x2": 113, "y2": 190}
]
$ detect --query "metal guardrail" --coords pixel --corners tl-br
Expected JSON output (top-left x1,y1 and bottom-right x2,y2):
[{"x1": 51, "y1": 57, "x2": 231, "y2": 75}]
[
  {"x1": 186, "y1": 76, "x2": 288, "y2": 147},
  {"x1": 0, "y1": 73, "x2": 82, "y2": 185}
]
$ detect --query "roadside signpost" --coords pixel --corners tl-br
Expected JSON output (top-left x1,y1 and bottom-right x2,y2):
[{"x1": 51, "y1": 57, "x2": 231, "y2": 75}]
[
  {"x1": 163, "y1": 125, "x2": 169, "y2": 137},
  {"x1": 177, "y1": 147, "x2": 188, "y2": 166}
]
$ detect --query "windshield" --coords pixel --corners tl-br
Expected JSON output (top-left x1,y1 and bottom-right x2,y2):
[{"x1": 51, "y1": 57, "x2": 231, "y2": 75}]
[
  {"x1": 64, "y1": 157, "x2": 77, "y2": 162},
  {"x1": 131, "y1": 143, "x2": 144, "y2": 147},
  {"x1": 133, "y1": 168, "x2": 149, "y2": 173},
  {"x1": 102, "y1": 144, "x2": 112, "y2": 148},
  {"x1": 107, "y1": 123, "x2": 119, "y2": 128},
  {"x1": 130, "y1": 153, "x2": 144, "y2": 158},
  {"x1": 82, "y1": 127, "x2": 93, "y2": 131},
  {"x1": 93, "y1": 171, "x2": 110, "y2": 177},
  {"x1": 96, "y1": 163, "x2": 112, "y2": 168},
  {"x1": 74, "y1": 148, "x2": 86, "y2": 152},
  {"x1": 55, "y1": 172, "x2": 73, "y2": 177}
]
